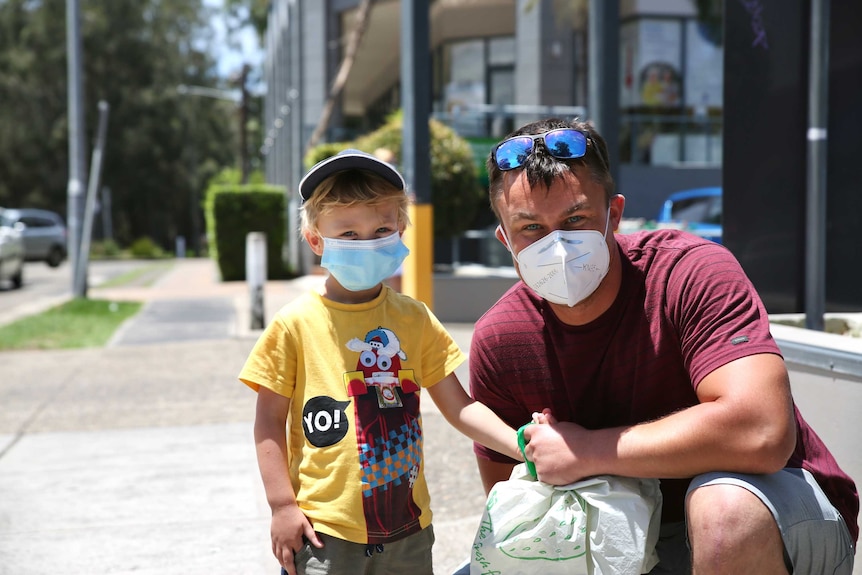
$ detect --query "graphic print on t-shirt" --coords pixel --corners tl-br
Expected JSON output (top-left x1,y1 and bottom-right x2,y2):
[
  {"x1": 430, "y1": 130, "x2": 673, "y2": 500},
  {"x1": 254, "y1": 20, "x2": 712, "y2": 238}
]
[
  {"x1": 342, "y1": 326, "x2": 422, "y2": 542},
  {"x1": 301, "y1": 396, "x2": 351, "y2": 447}
]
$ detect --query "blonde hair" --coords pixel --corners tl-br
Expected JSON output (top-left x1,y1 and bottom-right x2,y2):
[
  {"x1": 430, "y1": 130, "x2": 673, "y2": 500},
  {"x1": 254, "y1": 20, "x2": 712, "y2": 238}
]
[{"x1": 300, "y1": 169, "x2": 411, "y2": 235}]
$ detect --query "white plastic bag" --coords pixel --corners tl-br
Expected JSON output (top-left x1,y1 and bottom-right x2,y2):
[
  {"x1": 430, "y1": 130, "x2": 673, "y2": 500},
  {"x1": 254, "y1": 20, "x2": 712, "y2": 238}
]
[{"x1": 470, "y1": 464, "x2": 662, "y2": 575}]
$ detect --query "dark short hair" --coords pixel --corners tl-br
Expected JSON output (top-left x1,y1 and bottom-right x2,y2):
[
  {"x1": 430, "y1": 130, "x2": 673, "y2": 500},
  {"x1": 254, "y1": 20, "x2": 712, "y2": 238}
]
[{"x1": 486, "y1": 118, "x2": 614, "y2": 218}]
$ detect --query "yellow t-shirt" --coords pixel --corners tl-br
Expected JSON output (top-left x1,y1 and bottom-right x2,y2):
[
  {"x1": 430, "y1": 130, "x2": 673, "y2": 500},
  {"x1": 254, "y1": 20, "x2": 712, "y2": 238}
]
[{"x1": 239, "y1": 286, "x2": 465, "y2": 544}]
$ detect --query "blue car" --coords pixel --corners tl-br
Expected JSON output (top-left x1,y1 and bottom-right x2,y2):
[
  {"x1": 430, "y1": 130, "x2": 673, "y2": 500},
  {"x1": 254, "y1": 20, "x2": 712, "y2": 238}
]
[{"x1": 657, "y1": 187, "x2": 722, "y2": 244}]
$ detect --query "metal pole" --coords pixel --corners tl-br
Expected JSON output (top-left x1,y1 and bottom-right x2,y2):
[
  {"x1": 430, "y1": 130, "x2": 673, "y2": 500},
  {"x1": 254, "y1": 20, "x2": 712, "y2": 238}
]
[
  {"x1": 66, "y1": 0, "x2": 87, "y2": 297},
  {"x1": 804, "y1": 0, "x2": 830, "y2": 331},
  {"x1": 176, "y1": 84, "x2": 239, "y2": 256},
  {"x1": 288, "y1": 0, "x2": 304, "y2": 275},
  {"x1": 400, "y1": 0, "x2": 431, "y2": 206},
  {"x1": 239, "y1": 64, "x2": 250, "y2": 184},
  {"x1": 587, "y1": 0, "x2": 603, "y2": 130},
  {"x1": 400, "y1": 0, "x2": 434, "y2": 308},
  {"x1": 100, "y1": 186, "x2": 113, "y2": 242},
  {"x1": 75, "y1": 100, "x2": 110, "y2": 298},
  {"x1": 588, "y1": 0, "x2": 620, "y2": 182},
  {"x1": 186, "y1": 102, "x2": 200, "y2": 256}
]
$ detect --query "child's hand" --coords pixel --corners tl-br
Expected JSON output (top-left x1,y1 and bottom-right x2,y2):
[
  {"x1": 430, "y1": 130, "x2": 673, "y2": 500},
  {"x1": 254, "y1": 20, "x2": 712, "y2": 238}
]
[
  {"x1": 270, "y1": 503, "x2": 323, "y2": 575},
  {"x1": 531, "y1": 408, "x2": 557, "y2": 424}
]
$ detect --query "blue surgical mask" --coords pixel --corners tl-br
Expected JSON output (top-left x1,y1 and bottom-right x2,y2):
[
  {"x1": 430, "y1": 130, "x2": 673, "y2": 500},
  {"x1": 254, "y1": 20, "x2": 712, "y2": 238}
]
[{"x1": 321, "y1": 232, "x2": 409, "y2": 292}]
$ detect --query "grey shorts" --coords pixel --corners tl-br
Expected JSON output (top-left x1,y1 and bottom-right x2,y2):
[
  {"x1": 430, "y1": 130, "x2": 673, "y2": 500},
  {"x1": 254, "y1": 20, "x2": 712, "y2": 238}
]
[
  {"x1": 291, "y1": 526, "x2": 435, "y2": 575},
  {"x1": 650, "y1": 468, "x2": 855, "y2": 574}
]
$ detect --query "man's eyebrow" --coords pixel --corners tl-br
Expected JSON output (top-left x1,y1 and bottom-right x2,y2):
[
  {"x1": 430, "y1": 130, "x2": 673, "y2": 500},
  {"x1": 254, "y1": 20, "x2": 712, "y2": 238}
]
[
  {"x1": 510, "y1": 210, "x2": 539, "y2": 222},
  {"x1": 564, "y1": 202, "x2": 589, "y2": 215},
  {"x1": 510, "y1": 203, "x2": 587, "y2": 222}
]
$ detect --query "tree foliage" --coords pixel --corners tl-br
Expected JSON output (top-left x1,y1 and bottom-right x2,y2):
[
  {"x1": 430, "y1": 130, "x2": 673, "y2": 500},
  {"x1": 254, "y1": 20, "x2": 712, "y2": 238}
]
[
  {"x1": 0, "y1": 0, "x2": 242, "y2": 250},
  {"x1": 306, "y1": 111, "x2": 485, "y2": 240},
  {"x1": 224, "y1": 0, "x2": 269, "y2": 41}
]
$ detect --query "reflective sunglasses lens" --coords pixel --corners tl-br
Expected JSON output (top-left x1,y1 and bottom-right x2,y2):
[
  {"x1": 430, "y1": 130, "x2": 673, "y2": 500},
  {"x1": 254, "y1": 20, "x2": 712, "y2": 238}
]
[
  {"x1": 495, "y1": 136, "x2": 534, "y2": 170},
  {"x1": 543, "y1": 129, "x2": 587, "y2": 159}
]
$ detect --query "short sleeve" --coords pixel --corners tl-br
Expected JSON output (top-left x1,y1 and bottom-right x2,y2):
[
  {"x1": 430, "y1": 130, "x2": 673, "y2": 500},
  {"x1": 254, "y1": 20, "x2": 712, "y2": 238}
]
[
  {"x1": 238, "y1": 314, "x2": 298, "y2": 397},
  {"x1": 665, "y1": 242, "x2": 781, "y2": 386}
]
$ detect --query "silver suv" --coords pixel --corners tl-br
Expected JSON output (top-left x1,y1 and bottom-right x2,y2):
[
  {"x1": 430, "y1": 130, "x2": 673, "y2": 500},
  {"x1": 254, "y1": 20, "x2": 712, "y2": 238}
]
[
  {"x1": 0, "y1": 208, "x2": 68, "y2": 267},
  {"x1": 0, "y1": 211, "x2": 24, "y2": 288}
]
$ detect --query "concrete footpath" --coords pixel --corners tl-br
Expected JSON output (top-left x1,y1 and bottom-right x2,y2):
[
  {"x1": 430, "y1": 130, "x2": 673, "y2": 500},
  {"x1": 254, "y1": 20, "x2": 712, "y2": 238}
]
[{"x1": 0, "y1": 259, "x2": 483, "y2": 575}]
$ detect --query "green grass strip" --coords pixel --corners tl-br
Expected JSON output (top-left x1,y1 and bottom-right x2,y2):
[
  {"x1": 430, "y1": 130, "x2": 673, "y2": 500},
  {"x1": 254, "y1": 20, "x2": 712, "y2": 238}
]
[
  {"x1": 0, "y1": 298, "x2": 142, "y2": 351},
  {"x1": 96, "y1": 261, "x2": 174, "y2": 289}
]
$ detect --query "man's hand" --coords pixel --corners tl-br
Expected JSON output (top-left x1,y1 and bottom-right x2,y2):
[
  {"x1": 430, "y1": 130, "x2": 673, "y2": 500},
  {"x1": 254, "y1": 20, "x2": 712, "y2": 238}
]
[
  {"x1": 270, "y1": 503, "x2": 323, "y2": 575},
  {"x1": 524, "y1": 409, "x2": 595, "y2": 485}
]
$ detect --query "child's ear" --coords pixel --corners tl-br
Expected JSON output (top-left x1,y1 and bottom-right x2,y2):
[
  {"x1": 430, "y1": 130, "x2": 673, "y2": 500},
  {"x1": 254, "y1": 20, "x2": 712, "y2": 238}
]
[{"x1": 304, "y1": 230, "x2": 324, "y2": 256}]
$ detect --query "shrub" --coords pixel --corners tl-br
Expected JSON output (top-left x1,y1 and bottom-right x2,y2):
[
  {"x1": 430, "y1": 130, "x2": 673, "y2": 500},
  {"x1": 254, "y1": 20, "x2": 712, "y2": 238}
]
[
  {"x1": 129, "y1": 237, "x2": 165, "y2": 259},
  {"x1": 204, "y1": 183, "x2": 291, "y2": 281},
  {"x1": 305, "y1": 111, "x2": 484, "y2": 240},
  {"x1": 89, "y1": 239, "x2": 123, "y2": 259},
  {"x1": 208, "y1": 167, "x2": 267, "y2": 186}
]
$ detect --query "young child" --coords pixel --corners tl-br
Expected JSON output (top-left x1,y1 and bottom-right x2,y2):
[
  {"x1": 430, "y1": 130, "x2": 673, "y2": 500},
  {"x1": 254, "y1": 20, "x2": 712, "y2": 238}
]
[{"x1": 238, "y1": 149, "x2": 521, "y2": 575}]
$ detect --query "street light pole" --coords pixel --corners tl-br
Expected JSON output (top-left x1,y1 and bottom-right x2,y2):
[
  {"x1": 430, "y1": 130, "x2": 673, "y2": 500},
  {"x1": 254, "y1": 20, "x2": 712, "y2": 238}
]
[
  {"x1": 804, "y1": 0, "x2": 830, "y2": 331},
  {"x1": 176, "y1": 84, "x2": 241, "y2": 103},
  {"x1": 239, "y1": 65, "x2": 250, "y2": 184},
  {"x1": 176, "y1": 81, "x2": 248, "y2": 182},
  {"x1": 66, "y1": 0, "x2": 88, "y2": 297},
  {"x1": 176, "y1": 81, "x2": 249, "y2": 255},
  {"x1": 75, "y1": 100, "x2": 110, "y2": 298}
]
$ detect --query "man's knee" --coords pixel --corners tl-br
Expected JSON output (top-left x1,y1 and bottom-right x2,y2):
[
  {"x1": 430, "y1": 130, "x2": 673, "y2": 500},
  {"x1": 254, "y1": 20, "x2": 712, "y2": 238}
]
[
  {"x1": 686, "y1": 483, "x2": 787, "y2": 573},
  {"x1": 687, "y1": 483, "x2": 775, "y2": 538}
]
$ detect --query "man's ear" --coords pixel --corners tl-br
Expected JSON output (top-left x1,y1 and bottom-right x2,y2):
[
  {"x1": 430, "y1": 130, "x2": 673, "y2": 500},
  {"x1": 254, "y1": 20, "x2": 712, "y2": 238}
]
[
  {"x1": 304, "y1": 230, "x2": 324, "y2": 256},
  {"x1": 610, "y1": 194, "x2": 626, "y2": 231},
  {"x1": 495, "y1": 224, "x2": 513, "y2": 253}
]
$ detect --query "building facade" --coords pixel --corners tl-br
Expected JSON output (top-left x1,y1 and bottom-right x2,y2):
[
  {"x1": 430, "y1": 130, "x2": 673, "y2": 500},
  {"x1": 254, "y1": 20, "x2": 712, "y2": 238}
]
[{"x1": 262, "y1": 0, "x2": 723, "y2": 271}]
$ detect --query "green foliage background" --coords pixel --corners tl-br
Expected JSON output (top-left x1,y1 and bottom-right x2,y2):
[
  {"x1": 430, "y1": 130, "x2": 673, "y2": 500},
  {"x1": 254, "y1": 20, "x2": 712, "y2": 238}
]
[
  {"x1": 0, "y1": 0, "x2": 247, "y2": 252},
  {"x1": 305, "y1": 112, "x2": 485, "y2": 239},
  {"x1": 204, "y1": 179, "x2": 289, "y2": 281}
]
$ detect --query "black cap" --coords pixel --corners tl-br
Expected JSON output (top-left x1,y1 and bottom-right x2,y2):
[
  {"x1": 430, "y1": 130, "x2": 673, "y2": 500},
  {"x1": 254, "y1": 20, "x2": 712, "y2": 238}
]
[{"x1": 298, "y1": 148, "x2": 405, "y2": 202}]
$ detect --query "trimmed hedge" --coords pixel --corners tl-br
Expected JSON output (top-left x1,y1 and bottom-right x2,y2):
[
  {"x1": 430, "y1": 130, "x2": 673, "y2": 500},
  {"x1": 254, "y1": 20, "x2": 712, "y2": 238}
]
[{"x1": 204, "y1": 184, "x2": 291, "y2": 281}]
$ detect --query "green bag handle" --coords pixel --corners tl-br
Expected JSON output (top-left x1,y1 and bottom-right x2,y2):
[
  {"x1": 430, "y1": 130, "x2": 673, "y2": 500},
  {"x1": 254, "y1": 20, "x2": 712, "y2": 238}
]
[{"x1": 517, "y1": 422, "x2": 537, "y2": 477}]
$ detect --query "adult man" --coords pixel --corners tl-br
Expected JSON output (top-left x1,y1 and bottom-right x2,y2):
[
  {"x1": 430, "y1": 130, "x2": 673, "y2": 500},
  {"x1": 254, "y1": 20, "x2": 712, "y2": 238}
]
[{"x1": 468, "y1": 118, "x2": 857, "y2": 573}]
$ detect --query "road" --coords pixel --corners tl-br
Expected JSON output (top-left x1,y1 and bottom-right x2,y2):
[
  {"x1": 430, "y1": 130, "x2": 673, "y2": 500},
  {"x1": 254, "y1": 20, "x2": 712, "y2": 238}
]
[{"x1": 0, "y1": 259, "x2": 159, "y2": 326}]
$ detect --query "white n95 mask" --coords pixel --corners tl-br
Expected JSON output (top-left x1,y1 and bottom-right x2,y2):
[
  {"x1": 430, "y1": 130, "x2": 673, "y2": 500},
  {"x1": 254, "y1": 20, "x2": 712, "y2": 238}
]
[{"x1": 500, "y1": 216, "x2": 611, "y2": 307}]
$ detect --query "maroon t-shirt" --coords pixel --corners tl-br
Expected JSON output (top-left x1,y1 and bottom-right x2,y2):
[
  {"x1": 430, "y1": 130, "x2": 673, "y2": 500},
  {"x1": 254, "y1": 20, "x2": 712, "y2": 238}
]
[{"x1": 469, "y1": 229, "x2": 859, "y2": 541}]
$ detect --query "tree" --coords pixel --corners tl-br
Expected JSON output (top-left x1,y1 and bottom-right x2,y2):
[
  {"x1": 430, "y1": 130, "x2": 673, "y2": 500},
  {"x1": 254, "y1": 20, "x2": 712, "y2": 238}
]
[
  {"x1": 306, "y1": 111, "x2": 485, "y2": 241},
  {"x1": 305, "y1": 0, "x2": 374, "y2": 153},
  {"x1": 0, "y1": 0, "x2": 241, "y2": 251},
  {"x1": 224, "y1": 0, "x2": 269, "y2": 41},
  {"x1": 222, "y1": 0, "x2": 376, "y2": 155},
  {"x1": 0, "y1": 0, "x2": 69, "y2": 209}
]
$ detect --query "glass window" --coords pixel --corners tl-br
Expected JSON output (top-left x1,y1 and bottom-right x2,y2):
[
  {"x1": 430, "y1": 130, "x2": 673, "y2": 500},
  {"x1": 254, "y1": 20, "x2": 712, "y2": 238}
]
[
  {"x1": 489, "y1": 69, "x2": 514, "y2": 106},
  {"x1": 442, "y1": 40, "x2": 486, "y2": 136},
  {"x1": 434, "y1": 36, "x2": 515, "y2": 138},
  {"x1": 21, "y1": 217, "x2": 50, "y2": 228},
  {"x1": 449, "y1": 40, "x2": 484, "y2": 84},
  {"x1": 488, "y1": 68, "x2": 515, "y2": 136},
  {"x1": 488, "y1": 37, "x2": 515, "y2": 66},
  {"x1": 685, "y1": 20, "x2": 723, "y2": 109},
  {"x1": 671, "y1": 196, "x2": 721, "y2": 223}
]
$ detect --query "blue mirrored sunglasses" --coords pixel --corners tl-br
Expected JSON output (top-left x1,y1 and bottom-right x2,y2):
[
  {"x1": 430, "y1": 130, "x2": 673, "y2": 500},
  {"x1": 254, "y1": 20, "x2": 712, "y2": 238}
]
[{"x1": 492, "y1": 128, "x2": 589, "y2": 171}]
